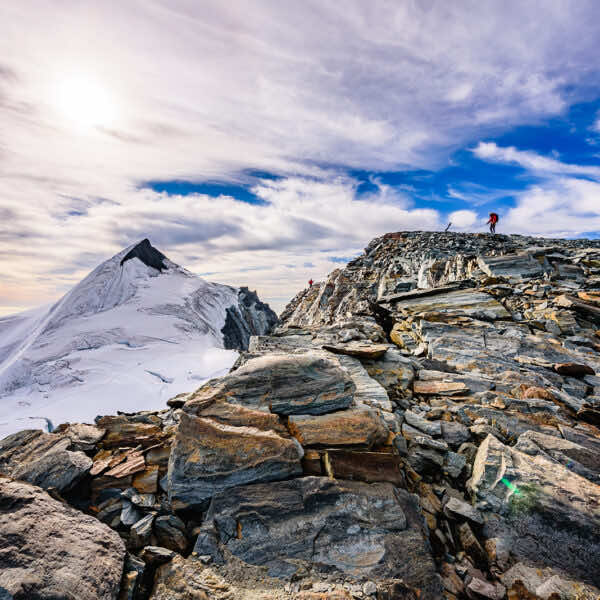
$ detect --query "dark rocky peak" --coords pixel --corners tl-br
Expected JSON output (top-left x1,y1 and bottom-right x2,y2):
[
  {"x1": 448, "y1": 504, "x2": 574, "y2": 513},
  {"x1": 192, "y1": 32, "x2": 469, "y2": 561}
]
[{"x1": 120, "y1": 238, "x2": 168, "y2": 272}]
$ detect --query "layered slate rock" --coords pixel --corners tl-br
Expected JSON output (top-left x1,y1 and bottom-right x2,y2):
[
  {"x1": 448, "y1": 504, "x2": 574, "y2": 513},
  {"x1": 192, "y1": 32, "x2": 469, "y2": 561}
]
[
  {"x1": 185, "y1": 352, "x2": 355, "y2": 416},
  {"x1": 0, "y1": 476, "x2": 125, "y2": 599},
  {"x1": 382, "y1": 287, "x2": 510, "y2": 321},
  {"x1": 167, "y1": 412, "x2": 303, "y2": 510},
  {"x1": 288, "y1": 408, "x2": 388, "y2": 447},
  {"x1": 477, "y1": 252, "x2": 548, "y2": 280},
  {"x1": 468, "y1": 434, "x2": 600, "y2": 586},
  {"x1": 195, "y1": 476, "x2": 443, "y2": 598},
  {"x1": 0, "y1": 428, "x2": 92, "y2": 492}
]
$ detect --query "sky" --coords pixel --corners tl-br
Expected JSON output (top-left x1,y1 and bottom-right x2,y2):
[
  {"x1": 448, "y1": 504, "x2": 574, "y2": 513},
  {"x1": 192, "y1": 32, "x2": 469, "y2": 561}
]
[{"x1": 2, "y1": 1, "x2": 600, "y2": 315}]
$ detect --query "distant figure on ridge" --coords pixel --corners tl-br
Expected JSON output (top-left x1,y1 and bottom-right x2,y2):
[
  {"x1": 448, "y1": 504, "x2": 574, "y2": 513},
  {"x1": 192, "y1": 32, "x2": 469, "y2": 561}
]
[
  {"x1": 308, "y1": 279, "x2": 314, "y2": 287},
  {"x1": 487, "y1": 212, "x2": 499, "y2": 234}
]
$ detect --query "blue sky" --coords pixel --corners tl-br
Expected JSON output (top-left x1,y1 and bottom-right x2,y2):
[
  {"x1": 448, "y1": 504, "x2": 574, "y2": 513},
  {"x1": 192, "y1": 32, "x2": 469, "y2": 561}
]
[{"x1": 2, "y1": 1, "x2": 600, "y2": 314}]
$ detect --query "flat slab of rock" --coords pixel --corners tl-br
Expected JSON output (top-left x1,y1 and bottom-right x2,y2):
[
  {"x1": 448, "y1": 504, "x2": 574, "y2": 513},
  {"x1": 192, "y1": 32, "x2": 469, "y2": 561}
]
[
  {"x1": 322, "y1": 342, "x2": 389, "y2": 359},
  {"x1": 185, "y1": 353, "x2": 355, "y2": 416},
  {"x1": 288, "y1": 408, "x2": 388, "y2": 447},
  {"x1": 196, "y1": 476, "x2": 442, "y2": 598},
  {"x1": 168, "y1": 412, "x2": 303, "y2": 510},
  {"x1": 390, "y1": 288, "x2": 510, "y2": 321},
  {"x1": 477, "y1": 252, "x2": 546, "y2": 280},
  {"x1": 413, "y1": 380, "x2": 469, "y2": 396},
  {"x1": 0, "y1": 476, "x2": 125, "y2": 599}
]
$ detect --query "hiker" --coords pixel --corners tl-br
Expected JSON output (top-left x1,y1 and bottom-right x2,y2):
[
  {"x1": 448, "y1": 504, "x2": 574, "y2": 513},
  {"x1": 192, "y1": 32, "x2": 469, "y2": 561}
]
[
  {"x1": 308, "y1": 279, "x2": 314, "y2": 287},
  {"x1": 487, "y1": 212, "x2": 499, "y2": 234}
]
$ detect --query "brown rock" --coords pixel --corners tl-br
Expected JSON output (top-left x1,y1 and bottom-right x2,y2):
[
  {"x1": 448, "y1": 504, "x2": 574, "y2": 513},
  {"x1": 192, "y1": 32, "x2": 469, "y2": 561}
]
[
  {"x1": 457, "y1": 522, "x2": 487, "y2": 568},
  {"x1": 288, "y1": 408, "x2": 388, "y2": 447},
  {"x1": 133, "y1": 465, "x2": 159, "y2": 493},
  {"x1": 195, "y1": 397, "x2": 289, "y2": 435},
  {"x1": 520, "y1": 385, "x2": 557, "y2": 401},
  {"x1": 466, "y1": 578, "x2": 505, "y2": 600},
  {"x1": 0, "y1": 476, "x2": 125, "y2": 599},
  {"x1": 167, "y1": 412, "x2": 303, "y2": 510},
  {"x1": 96, "y1": 414, "x2": 164, "y2": 448},
  {"x1": 302, "y1": 449, "x2": 323, "y2": 475},
  {"x1": 322, "y1": 342, "x2": 389, "y2": 359},
  {"x1": 325, "y1": 450, "x2": 404, "y2": 485},
  {"x1": 441, "y1": 563, "x2": 464, "y2": 595},
  {"x1": 553, "y1": 362, "x2": 595, "y2": 377},
  {"x1": 414, "y1": 380, "x2": 469, "y2": 396},
  {"x1": 105, "y1": 450, "x2": 146, "y2": 478}
]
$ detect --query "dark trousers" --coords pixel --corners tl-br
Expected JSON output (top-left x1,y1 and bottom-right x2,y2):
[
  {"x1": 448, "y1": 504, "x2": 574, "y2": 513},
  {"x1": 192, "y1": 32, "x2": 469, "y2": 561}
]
[{"x1": 490, "y1": 223, "x2": 496, "y2": 234}]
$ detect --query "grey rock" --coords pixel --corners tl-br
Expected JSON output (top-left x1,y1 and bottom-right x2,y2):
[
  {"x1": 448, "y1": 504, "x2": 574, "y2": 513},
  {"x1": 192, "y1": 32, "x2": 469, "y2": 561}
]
[
  {"x1": 404, "y1": 410, "x2": 442, "y2": 436},
  {"x1": 468, "y1": 434, "x2": 600, "y2": 586},
  {"x1": 0, "y1": 476, "x2": 125, "y2": 599},
  {"x1": 444, "y1": 451, "x2": 467, "y2": 479},
  {"x1": 407, "y1": 446, "x2": 445, "y2": 475},
  {"x1": 154, "y1": 515, "x2": 188, "y2": 554},
  {"x1": 130, "y1": 513, "x2": 155, "y2": 549},
  {"x1": 120, "y1": 500, "x2": 143, "y2": 527},
  {"x1": 441, "y1": 421, "x2": 471, "y2": 446},
  {"x1": 12, "y1": 448, "x2": 92, "y2": 492},
  {"x1": 200, "y1": 476, "x2": 442, "y2": 598},
  {"x1": 443, "y1": 497, "x2": 483, "y2": 525},
  {"x1": 185, "y1": 352, "x2": 355, "y2": 416}
]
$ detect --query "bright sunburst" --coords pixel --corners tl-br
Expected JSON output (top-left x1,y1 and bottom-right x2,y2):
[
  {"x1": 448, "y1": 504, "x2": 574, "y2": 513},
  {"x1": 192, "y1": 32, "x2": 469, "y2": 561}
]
[{"x1": 55, "y1": 75, "x2": 117, "y2": 131}]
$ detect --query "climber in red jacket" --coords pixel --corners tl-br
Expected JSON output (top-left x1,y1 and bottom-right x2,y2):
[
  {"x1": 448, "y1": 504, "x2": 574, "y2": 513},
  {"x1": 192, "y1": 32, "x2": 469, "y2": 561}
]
[
  {"x1": 308, "y1": 279, "x2": 314, "y2": 287},
  {"x1": 487, "y1": 212, "x2": 499, "y2": 234}
]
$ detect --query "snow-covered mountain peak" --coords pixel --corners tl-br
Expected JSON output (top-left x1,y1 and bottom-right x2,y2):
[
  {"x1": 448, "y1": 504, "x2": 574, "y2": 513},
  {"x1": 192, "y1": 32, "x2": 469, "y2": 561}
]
[{"x1": 0, "y1": 241, "x2": 277, "y2": 437}]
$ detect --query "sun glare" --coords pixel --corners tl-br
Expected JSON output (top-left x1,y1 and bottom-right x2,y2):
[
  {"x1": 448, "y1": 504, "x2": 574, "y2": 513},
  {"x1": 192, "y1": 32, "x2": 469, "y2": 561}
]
[{"x1": 55, "y1": 75, "x2": 117, "y2": 131}]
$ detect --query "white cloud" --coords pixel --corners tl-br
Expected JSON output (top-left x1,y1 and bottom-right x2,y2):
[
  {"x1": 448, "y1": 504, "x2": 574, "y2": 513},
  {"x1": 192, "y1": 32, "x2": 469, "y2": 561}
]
[
  {"x1": 448, "y1": 209, "x2": 477, "y2": 228},
  {"x1": 503, "y1": 177, "x2": 600, "y2": 237},
  {"x1": 472, "y1": 142, "x2": 600, "y2": 178},
  {"x1": 446, "y1": 83, "x2": 473, "y2": 103}
]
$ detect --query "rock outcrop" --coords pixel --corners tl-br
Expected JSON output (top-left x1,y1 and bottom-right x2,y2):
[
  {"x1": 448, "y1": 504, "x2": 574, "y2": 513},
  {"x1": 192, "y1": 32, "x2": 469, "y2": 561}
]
[
  {"x1": 0, "y1": 476, "x2": 125, "y2": 599},
  {"x1": 3, "y1": 231, "x2": 600, "y2": 599}
]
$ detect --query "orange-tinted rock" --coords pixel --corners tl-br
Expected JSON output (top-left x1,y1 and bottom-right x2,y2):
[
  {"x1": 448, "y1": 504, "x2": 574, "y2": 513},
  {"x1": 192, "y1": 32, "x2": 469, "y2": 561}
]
[
  {"x1": 167, "y1": 412, "x2": 303, "y2": 510},
  {"x1": 104, "y1": 450, "x2": 145, "y2": 478},
  {"x1": 413, "y1": 380, "x2": 469, "y2": 396},
  {"x1": 520, "y1": 385, "x2": 557, "y2": 401},
  {"x1": 194, "y1": 398, "x2": 289, "y2": 436},
  {"x1": 288, "y1": 408, "x2": 388, "y2": 448},
  {"x1": 96, "y1": 415, "x2": 164, "y2": 448},
  {"x1": 133, "y1": 465, "x2": 159, "y2": 493}
]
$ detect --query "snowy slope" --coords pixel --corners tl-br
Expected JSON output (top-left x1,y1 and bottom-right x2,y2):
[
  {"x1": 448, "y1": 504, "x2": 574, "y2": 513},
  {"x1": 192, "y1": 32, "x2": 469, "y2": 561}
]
[{"x1": 0, "y1": 240, "x2": 276, "y2": 437}]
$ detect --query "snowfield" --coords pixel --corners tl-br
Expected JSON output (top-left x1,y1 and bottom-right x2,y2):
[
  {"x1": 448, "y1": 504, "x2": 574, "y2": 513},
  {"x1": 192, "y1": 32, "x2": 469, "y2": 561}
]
[{"x1": 0, "y1": 242, "x2": 257, "y2": 437}]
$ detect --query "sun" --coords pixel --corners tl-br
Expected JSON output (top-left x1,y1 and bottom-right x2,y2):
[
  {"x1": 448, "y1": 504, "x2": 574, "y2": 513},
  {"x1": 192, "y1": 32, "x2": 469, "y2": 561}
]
[{"x1": 55, "y1": 75, "x2": 117, "y2": 131}]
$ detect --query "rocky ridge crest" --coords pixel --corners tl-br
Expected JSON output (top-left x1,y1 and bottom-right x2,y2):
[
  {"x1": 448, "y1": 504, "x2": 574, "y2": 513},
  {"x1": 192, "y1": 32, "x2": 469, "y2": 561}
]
[{"x1": 2, "y1": 231, "x2": 600, "y2": 599}]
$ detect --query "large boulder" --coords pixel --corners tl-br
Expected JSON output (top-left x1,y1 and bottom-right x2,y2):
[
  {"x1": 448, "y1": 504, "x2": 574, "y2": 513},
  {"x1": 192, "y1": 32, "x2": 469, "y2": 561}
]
[
  {"x1": 167, "y1": 412, "x2": 303, "y2": 510},
  {"x1": 0, "y1": 476, "x2": 125, "y2": 599},
  {"x1": 468, "y1": 434, "x2": 600, "y2": 587},
  {"x1": 184, "y1": 352, "x2": 355, "y2": 416},
  {"x1": 194, "y1": 476, "x2": 443, "y2": 598}
]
